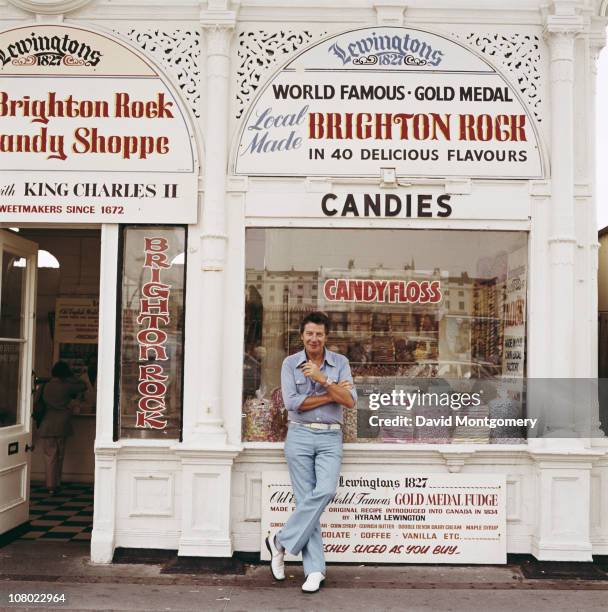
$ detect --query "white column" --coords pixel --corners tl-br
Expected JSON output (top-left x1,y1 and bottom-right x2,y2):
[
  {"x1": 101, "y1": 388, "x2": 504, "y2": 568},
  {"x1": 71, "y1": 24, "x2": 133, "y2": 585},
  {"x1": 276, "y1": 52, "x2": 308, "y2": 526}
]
[
  {"x1": 175, "y1": 3, "x2": 241, "y2": 557},
  {"x1": 531, "y1": 4, "x2": 598, "y2": 561},
  {"x1": 543, "y1": 12, "x2": 583, "y2": 437},
  {"x1": 186, "y1": 11, "x2": 235, "y2": 446},
  {"x1": 90, "y1": 448, "x2": 118, "y2": 563}
]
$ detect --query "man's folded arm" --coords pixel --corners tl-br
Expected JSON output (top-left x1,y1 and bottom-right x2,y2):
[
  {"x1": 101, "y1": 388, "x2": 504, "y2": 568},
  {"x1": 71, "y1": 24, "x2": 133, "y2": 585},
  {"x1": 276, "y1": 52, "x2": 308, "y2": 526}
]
[
  {"x1": 281, "y1": 360, "x2": 333, "y2": 413},
  {"x1": 326, "y1": 359, "x2": 357, "y2": 409}
]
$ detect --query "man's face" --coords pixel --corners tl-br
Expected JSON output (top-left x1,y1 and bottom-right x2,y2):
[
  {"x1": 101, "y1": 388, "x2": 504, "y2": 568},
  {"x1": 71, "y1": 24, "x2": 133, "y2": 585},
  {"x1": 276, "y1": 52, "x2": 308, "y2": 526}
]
[{"x1": 301, "y1": 322, "x2": 327, "y2": 354}]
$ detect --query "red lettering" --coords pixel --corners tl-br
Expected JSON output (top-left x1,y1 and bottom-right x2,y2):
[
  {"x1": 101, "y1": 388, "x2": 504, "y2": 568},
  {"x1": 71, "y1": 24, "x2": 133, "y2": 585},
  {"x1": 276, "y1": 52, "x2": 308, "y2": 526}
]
[
  {"x1": 144, "y1": 237, "x2": 169, "y2": 252},
  {"x1": 335, "y1": 280, "x2": 350, "y2": 301},
  {"x1": 137, "y1": 328, "x2": 168, "y2": 345},
  {"x1": 136, "y1": 410, "x2": 167, "y2": 429},
  {"x1": 139, "y1": 364, "x2": 168, "y2": 381},
  {"x1": 323, "y1": 279, "x2": 336, "y2": 301},
  {"x1": 138, "y1": 397, "x2": 167, "y2": 411},
  {"x1": 138, "y1": 344, "x2": 169, "y2": 361},
  {"x1": 142, "y1": 281, "x2": 171, "y2": 298},
  {"x1": 144, "y1": 251, "x2": 170, "y2": 269},
  {"x1": 136, "y1": 313, "x2": 170, "y2": 327},
  {"x1": 139, "y1": 298, "x2": 170, "y2": 315},
  {"x1": 309, "y1": 113, "x2": 324, "y2": 138},
  {"x1": 137, "y1": 380, "x2": 167, "y2": 397},
  {"x1": 387, "y1": 281, "x2": 400, "y2": 303},
  {"x1": 406, "y1": 281, "x2": 421, "y2": 302}
]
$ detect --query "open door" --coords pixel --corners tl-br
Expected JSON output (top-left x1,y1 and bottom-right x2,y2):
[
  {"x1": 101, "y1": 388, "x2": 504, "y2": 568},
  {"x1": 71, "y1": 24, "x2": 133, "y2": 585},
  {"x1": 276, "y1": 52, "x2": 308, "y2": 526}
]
[{"x1": 0, "y1": 230, "x2": 37, "y2": 536}]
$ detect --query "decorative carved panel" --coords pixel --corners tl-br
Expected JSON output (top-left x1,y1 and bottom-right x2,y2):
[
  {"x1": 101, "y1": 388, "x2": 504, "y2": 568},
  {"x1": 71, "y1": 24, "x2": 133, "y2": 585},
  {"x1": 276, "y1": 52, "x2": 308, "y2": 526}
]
[
  {"x1": 236, "y1": 29, "x2": 328, "y2": 119},
  {"x1": 113, "y1": 28, "x2": 201, "y2": 118},
  {"x1": 454, "y1": 33, "x2": 543, "y2": 122}
]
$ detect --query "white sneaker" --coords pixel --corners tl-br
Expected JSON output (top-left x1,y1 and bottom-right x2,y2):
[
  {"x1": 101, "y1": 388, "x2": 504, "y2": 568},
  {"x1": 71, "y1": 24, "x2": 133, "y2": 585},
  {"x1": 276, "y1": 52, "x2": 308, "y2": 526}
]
[
  {"x1": 265, "y1": 533, "x2": 285, "y2": 581},
  {"x1": 302, "y1": 572, "x2": 325, "y2": 593}
]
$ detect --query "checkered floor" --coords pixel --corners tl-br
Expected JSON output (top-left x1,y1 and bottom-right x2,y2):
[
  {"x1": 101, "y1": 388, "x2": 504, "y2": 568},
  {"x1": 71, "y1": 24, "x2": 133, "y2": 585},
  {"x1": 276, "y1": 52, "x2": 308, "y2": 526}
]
[{"x1": 20, "y1": 483, "x2": 93, "y2": 542}]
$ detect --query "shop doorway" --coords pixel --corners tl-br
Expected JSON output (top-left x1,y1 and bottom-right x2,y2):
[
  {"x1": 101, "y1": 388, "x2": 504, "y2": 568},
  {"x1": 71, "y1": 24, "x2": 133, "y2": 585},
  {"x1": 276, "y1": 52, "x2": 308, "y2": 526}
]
[{"x1": 0, "y1": 227, "x2": 100, "y2": 544}]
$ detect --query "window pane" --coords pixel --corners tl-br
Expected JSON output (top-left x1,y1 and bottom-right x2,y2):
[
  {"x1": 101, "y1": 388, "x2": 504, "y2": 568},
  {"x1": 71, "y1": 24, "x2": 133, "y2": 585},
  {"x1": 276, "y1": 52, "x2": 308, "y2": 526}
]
[
  {"x1": 0, "y1": 341, "x2": 22, "y2": 427},
  {"x1": 242, "y1": 229, "x2": 527, "y2": 444},
  {"x1": 117, "y1": 227, "x2": 186, "y2": 439},
  {"x1": 1, "y1": 250, "x2": 26, "y2": 338}
]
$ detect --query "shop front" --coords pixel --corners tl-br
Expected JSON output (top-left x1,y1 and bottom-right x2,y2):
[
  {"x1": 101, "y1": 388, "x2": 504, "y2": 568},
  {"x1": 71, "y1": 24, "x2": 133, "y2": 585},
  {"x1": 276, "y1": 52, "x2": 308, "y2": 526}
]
[{"x1": 0, "y1": 0, "x2": 607, "y2": 565}]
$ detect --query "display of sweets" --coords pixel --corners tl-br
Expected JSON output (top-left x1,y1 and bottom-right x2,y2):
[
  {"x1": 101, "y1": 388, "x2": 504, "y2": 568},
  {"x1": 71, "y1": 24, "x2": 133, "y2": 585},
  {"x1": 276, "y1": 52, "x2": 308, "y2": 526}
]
[
  {"x1": 342, "y1": 404, "x2": 358, "y2": 442},
  {"x1": 327, "y1": 339, "x2": 349, "y2": 355},
  {"x1": 243, "y1": 388, "x2": 288, "y2": 442},
  {"x1": 372, "y1": 337, "x2": 395, "y2": 363},
  {"x1": 347, "y1": 311, "x2": 372, "y2": 326},
  {"x1": 329, "y1": 311, "x2": 349, "y2": 332},
  {"x1": 242, "y1": 397, "x2": 273, "y2": 441},
  {"x1": 372, "y1": 312, "x2": 390, "y2": 331},
  {"x1": 390, "y1": 312, "x2": 411, "y2": 328}
]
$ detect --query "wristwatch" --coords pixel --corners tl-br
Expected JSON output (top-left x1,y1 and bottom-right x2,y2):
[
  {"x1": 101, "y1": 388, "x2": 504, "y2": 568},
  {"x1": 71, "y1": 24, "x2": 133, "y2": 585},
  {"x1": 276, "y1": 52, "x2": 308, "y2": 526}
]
[{"x1": 323, "y1": 377, "x2": 336, "y2": 388}]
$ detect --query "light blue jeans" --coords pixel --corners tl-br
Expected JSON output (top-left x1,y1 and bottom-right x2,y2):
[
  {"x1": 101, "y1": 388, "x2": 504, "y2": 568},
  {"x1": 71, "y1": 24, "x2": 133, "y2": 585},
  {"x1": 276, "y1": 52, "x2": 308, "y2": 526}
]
[{"x1": 276, "y1": 423, "x2": 343, "y2": 577}]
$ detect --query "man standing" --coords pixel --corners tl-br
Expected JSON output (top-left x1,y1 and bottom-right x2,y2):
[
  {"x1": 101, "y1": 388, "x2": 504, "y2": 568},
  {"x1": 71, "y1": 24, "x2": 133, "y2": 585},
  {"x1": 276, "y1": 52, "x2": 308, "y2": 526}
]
[{"x1": 265, "y1": 311, "x2": 357, "y2": 593}]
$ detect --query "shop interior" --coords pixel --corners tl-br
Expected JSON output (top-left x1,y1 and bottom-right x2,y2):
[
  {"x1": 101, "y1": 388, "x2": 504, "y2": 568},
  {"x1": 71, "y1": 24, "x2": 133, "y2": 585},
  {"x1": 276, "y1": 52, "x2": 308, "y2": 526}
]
[{"x1": 6, "y1": 227, "x2": 100, "y2": 543}]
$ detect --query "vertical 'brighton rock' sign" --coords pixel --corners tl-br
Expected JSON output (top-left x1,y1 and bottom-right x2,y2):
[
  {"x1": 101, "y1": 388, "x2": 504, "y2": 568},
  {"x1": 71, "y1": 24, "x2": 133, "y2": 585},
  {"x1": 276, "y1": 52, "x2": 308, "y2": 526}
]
[
  {"x1": 234, "y1": 27, "x2": 543, "y2": 179},
  {"x1": 136, "y1": 237, "x2": 172, "y2": 430}
]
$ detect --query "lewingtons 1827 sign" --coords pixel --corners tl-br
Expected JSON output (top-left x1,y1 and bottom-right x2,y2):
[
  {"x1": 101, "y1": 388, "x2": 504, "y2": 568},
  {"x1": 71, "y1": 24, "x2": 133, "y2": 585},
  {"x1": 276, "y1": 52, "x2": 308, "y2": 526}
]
[
  {"x1": 0, "y1": 25, "x2": 198, "y2": 224},
  {"x1": 234, "y1": 27, "x2": 544, "y2": 179},
  {"x1": 261, "y1": 472, "x2": 506, "y2": 564}
]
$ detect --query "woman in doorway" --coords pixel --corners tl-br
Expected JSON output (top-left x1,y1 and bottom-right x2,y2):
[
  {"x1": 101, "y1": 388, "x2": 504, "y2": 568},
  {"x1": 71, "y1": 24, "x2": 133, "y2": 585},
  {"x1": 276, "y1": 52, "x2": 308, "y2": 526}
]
[{"x1": 38, "y1": 361, "x2": 87, "y2": 495}]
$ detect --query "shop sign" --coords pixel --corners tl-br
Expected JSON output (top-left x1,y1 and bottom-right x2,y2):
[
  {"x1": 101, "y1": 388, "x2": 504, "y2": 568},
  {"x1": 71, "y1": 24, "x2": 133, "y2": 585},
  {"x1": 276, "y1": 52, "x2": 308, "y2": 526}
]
[
  {"x1": 235, "y1": 27, "x2": 543, "y2": 180},
  {"x1": 244, "y1": 184, "x2": 532, "y2": 220},
  {"x1": 317, "y1": 267, "x2": 445, "y2": 310},
  {"x1": 261, "y1": 471, "x2": 506, "y2": 564},
  {"x1": 322, "y1": 277, "x2": 442, "y2": 304},
  {"x1": 135, "y1": 236, "x2": 173, "y2": 429},
  {"x1": 0, "y1": 25, "x2": 198, "y2": 224},
  {"x1": 53, "y1": 297, "x2": 99, "y2": 346}
]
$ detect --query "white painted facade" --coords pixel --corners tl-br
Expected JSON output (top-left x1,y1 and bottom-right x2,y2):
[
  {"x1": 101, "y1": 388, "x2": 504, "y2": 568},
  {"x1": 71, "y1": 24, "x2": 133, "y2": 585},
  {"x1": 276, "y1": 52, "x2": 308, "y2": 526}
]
[{"x1": 1, "y1": 0, "x2": 607, "y2": 564}]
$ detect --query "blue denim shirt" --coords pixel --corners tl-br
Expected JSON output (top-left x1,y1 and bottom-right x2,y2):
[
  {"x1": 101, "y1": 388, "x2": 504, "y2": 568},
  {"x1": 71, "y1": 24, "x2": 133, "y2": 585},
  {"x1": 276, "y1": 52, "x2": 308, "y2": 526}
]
[{"x1": 281, "y1": 348, "x2": 357, "y2": 424}]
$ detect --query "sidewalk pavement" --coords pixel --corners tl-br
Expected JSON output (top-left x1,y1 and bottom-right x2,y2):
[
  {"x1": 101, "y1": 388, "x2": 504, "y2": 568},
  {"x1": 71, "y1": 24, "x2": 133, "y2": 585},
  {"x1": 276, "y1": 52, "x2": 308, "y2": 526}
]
[{"x1": 1, "y1": 540, "x2": 607, "y2": 611}]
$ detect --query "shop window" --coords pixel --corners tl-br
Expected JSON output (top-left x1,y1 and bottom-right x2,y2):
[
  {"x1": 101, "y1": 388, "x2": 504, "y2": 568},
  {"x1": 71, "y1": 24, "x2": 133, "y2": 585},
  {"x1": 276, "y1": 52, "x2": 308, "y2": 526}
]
[
  {"x1": 115, "y1": 226, "x2": 186, "y2": 440},
  {"x1": 242, "y1": 228, "x2": 528, "y2": 444}
]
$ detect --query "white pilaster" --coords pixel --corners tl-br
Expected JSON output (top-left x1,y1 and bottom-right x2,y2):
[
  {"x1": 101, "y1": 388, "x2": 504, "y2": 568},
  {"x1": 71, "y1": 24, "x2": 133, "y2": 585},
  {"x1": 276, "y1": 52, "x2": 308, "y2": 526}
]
[
  {"x1": 586, "y1": 26, "x2": 607, "y2": 441},
  {"x1": 175, "y1": 1, "x2": 241, "y2": 558},
  {"x1": 531, "y1": 451, "x2": 601, "y2": 560},
  {"x1": 186, "y1": 3, "x2": 236, "y2": 446},
  {"x1": 542, "y1": 4, "x2": 584, "y2": 438},
  {"x1": 175, "y1": 448, "x2": 240, "y2": 557},
  {"x1": 90, "y1": 447, "x2": 118, "y2": 563}
]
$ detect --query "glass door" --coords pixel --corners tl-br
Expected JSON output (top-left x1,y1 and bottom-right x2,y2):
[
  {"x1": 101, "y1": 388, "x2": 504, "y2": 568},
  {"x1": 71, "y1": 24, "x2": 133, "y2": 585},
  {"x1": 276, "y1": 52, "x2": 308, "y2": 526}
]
[{"x1": 0, "y1": 230, "x2": 37, "y2": 535}]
